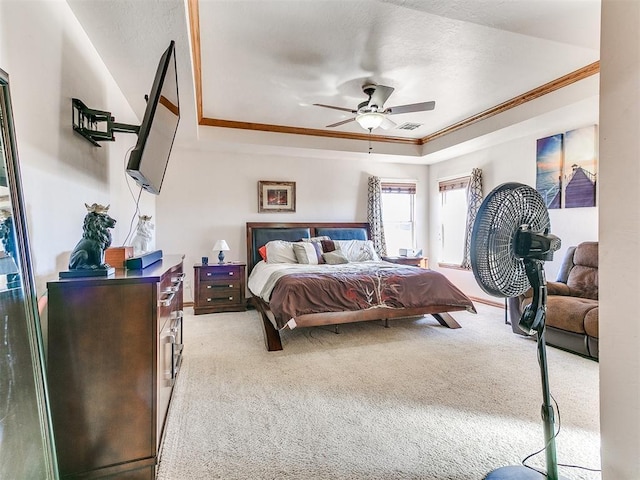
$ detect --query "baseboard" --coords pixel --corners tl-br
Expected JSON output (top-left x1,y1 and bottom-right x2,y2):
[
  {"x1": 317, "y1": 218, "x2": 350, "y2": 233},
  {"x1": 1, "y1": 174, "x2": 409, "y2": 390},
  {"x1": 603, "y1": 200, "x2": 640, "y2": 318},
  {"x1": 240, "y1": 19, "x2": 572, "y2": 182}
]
[{"x1": 468, "y1": 296, "x2": 505, "y2": 309}]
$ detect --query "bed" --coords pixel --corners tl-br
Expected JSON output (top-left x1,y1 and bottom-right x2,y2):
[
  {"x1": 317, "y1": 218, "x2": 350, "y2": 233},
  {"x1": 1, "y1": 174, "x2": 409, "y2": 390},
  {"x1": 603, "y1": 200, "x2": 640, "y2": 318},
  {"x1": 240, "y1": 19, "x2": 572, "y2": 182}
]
[{"x1": 246, "y1": 222, "x2": 476, "y2": 351}]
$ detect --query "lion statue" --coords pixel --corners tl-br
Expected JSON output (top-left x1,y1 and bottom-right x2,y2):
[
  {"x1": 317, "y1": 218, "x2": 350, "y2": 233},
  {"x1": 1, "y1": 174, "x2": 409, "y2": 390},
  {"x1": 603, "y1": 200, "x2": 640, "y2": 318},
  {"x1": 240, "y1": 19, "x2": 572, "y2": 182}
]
[
  {"x1": 131, "y1": 214, "x2": 154, "y2": 255},
  {"x1": 68, "y1": 203, "x2": 116, "y2": 270}
]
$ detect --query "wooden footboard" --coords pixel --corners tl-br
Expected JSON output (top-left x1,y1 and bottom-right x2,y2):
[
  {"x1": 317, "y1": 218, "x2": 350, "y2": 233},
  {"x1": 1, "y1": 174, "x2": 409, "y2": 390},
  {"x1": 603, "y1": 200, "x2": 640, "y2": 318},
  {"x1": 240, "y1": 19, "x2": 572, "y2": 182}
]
[{"x1": 252, "y1": 296, "x2": 464, "y2": 351}]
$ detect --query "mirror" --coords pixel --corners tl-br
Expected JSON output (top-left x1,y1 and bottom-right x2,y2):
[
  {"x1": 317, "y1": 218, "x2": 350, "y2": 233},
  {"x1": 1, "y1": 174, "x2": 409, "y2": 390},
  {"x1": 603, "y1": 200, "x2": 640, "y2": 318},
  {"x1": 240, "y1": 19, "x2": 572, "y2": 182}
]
[{"x1": 0, "y1": 68, "x2": 58, "y2": 478}]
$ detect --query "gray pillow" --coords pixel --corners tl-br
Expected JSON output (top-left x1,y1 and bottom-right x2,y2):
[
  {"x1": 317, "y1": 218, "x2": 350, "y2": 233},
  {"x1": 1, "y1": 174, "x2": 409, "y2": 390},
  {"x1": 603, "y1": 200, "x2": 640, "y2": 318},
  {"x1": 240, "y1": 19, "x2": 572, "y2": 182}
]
[
  {"x1": 322, "y1": 250, "x2": 349, "y2": 265},
  {"x1": 292, "y1": 242, "x2": 320, "y2": 264}
]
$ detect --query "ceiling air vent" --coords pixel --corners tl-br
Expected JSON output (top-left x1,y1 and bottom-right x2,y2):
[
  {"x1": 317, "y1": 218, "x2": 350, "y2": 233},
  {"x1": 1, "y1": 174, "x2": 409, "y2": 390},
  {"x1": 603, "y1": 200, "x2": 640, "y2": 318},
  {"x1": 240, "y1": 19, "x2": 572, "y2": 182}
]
[{"x1": 396, "y1": 122, "x2": 422, "y2": 131}]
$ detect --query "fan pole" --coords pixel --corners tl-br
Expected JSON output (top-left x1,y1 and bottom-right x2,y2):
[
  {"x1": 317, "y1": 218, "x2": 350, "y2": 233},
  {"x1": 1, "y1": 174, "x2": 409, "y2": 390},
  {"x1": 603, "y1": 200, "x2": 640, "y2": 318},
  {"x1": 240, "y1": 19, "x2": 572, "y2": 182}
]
[
  {"x1": 485, "y1": 260, "x2": 566, "y2": 480},
  {"x1": 525, "y1": 259, "x2": 559, "y2": 480},
  {"x1": 538, "y1": 327, "x2": 560, "y2": 480}
]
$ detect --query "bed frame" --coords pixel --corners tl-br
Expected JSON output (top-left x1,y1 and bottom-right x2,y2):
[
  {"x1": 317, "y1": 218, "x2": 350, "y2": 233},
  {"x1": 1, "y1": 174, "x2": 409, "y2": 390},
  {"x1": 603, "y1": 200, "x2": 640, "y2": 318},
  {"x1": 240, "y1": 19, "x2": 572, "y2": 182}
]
[{"x1": 246, "y1": 221, "x2": 462, "y2": 351}]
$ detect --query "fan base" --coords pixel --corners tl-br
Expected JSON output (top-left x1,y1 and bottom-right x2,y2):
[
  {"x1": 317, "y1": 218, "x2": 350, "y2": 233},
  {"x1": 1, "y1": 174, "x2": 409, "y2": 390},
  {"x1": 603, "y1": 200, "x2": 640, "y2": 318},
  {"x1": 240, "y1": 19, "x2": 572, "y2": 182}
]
[{"x1": 485, "y1": 466, "x2": 569, "y2": 479}]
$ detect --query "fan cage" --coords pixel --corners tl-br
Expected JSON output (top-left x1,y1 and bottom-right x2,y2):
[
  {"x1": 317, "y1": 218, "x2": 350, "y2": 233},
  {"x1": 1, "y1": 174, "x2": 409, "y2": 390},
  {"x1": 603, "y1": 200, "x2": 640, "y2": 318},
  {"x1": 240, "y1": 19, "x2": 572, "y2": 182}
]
[{"x1": 471, "y1": 183, "x2": 550, "y2": 298}]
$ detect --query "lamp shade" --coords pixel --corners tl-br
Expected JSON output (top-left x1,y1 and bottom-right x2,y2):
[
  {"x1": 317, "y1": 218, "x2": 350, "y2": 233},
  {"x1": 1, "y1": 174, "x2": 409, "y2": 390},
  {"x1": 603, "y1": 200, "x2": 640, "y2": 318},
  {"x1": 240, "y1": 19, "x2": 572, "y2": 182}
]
[
  {"x1": 213, "y1": 240, "x2": 230, "y2": 252},
  {"x1": 356, "y1": 112, "x2": 385, "y2": 130}
]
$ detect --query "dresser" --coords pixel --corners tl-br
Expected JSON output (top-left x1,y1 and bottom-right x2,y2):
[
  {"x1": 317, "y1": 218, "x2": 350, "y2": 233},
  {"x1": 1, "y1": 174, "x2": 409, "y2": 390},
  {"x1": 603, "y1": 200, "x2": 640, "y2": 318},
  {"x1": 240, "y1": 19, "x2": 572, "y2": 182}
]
[
  {"x1": 193, "y1": 262, "x2": 246, "y2": 314},
  {"x1": 46, "y1": 256, "x2": 184, "y2": 479}
]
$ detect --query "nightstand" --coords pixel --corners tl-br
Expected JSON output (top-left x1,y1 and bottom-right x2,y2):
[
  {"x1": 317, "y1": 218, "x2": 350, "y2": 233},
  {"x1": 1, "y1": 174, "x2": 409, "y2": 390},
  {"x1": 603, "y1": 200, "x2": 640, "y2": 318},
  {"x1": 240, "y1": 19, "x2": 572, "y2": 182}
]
[
  {"x1": 382, "y1": 256, "x2": 429, "y2": 268},
  {"x1": 194, "y1": 263, "x2": 246, "y2": 314}
]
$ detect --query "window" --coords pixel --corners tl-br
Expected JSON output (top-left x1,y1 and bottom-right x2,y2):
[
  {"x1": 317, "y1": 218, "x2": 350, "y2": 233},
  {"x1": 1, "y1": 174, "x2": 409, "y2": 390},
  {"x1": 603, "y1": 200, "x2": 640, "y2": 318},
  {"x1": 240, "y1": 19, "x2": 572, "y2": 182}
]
[
  {"x1": 381, "y1": 181, "x2": 416, "y2": 256},
  {"x1": 439, "y1": 177, "x2": 469, "y2": 266}
]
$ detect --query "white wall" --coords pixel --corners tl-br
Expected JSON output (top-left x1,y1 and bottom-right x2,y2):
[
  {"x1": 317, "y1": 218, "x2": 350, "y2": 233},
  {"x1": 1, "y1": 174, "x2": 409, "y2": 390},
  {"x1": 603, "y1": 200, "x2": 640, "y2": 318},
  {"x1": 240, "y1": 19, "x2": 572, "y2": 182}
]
[
  {"x1": 157, "y1": 144, "x2": 429, "y2": 302},
  {"x1": 0, "y1": 0, "x2": 154, "y2": 295},
  {"x1": 599, "y1": 1, "x2": 640, "y2": 478},
  {"x1": 427, "y1": 96, "x2": 599, "y2": 303}
]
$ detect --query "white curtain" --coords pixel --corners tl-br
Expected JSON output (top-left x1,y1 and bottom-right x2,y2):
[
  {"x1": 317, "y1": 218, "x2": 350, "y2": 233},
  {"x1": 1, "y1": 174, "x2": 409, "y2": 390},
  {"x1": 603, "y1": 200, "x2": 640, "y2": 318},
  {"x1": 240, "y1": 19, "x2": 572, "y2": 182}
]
[
  {"x1": 367, "y1": 176, "x2": 387, "y2": 256},
  {"x1": 462, "y1": 168, "x2": 483, "y2": 269}
]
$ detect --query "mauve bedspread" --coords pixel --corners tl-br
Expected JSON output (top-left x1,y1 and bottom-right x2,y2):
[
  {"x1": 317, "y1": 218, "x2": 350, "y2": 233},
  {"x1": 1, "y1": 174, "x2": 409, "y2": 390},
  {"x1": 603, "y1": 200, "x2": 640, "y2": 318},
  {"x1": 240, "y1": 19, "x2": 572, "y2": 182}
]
[{"x1": 256, "y1": 263, "x2": 476, "y2": 329}]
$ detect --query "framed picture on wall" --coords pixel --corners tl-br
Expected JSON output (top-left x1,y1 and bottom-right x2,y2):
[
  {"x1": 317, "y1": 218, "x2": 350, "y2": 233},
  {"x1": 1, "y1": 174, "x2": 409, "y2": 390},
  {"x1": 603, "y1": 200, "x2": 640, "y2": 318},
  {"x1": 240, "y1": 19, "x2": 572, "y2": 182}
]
[{"x1": 258, "y1": 181, "x2": 296, "y2": 213}]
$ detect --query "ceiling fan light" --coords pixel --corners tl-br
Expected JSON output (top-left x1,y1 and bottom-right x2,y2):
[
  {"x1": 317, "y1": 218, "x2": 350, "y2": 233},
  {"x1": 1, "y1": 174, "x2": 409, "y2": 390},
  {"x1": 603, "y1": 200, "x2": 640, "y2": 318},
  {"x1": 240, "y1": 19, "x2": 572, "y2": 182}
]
[{"x1": 356, "y1": 112, "x2": 385, "y2": 130}]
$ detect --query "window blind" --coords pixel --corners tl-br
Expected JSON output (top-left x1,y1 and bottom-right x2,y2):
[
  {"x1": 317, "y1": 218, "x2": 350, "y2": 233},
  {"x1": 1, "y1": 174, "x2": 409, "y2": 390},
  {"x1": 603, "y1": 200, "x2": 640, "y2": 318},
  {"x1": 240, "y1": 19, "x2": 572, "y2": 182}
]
[{"x1": 381, "y1": 182, "x2": 416, "y2": 194}]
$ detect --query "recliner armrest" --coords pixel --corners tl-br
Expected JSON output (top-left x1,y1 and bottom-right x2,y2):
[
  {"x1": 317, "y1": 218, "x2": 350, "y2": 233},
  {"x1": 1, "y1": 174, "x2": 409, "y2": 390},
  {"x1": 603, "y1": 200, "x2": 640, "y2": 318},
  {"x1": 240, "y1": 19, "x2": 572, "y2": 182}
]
[{"x1": 546, "y1": 281, "x2": 571, "y2": 296}]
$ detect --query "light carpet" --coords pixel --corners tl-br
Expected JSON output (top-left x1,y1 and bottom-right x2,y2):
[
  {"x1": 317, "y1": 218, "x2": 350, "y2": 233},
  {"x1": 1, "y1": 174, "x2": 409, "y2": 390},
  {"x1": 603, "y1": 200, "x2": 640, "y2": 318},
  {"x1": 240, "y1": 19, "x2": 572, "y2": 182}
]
[{"x1": 157, "y1": 304, "x2": 600, "y2": 480}]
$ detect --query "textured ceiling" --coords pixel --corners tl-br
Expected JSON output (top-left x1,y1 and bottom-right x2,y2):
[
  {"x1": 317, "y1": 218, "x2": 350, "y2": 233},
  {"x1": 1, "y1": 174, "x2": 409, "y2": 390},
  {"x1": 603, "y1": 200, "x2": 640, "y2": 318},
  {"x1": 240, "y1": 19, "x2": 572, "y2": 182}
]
[{"x1": 67, "y1": 0, "x2": 600, "y2": 154}]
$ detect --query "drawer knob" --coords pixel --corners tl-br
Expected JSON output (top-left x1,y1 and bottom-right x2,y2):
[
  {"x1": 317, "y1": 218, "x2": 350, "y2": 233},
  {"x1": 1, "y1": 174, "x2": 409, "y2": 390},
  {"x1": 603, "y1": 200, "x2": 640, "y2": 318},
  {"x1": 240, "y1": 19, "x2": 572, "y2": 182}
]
[{"x1": 228, "y1": 272, "x2": 234, "y2": 276}]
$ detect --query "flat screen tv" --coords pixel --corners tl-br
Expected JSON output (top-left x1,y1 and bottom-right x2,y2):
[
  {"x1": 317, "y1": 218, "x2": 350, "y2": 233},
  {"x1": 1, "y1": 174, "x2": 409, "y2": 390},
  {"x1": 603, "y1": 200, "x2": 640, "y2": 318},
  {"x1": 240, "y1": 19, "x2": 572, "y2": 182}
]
[{"x1": 126, "y1": 40, "x2": 180, "y2": 195}]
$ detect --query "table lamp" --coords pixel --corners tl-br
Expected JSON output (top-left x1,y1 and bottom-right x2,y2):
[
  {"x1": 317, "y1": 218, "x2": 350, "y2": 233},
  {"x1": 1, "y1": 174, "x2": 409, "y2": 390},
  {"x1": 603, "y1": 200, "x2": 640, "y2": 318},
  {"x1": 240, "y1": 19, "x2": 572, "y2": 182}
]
[{"x1": 213, "y1": 239, "x2": 230, "y2": 264}]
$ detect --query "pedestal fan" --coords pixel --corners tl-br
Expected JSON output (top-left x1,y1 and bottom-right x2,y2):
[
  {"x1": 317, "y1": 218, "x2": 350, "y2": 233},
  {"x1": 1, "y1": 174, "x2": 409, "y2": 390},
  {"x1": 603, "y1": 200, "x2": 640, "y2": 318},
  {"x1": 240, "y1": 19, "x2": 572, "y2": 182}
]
[{"x1": 470, "y1": 182, "x2": 566, "y2": 480}]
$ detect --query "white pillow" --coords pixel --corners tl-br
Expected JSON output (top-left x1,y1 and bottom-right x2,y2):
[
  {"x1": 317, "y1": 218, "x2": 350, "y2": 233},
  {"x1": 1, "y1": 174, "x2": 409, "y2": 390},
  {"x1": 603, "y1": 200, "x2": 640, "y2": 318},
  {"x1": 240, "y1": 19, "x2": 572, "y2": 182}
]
[
  {"x1": 265, "y1": 240, "x2": 298, "y2": 264},
  {"x1": 334, "y1": 239, "x2": 380, "y2": 262},
  {"x1": 302, "y1": 236, "x2": 330, "y2": 243}
]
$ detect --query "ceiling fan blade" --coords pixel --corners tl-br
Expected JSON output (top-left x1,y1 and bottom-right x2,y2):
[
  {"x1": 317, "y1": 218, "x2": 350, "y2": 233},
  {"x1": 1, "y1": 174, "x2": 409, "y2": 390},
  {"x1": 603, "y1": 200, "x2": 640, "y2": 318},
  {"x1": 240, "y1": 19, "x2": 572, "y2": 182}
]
[
  {"x1": 380, "y1": 117, "x2": 397, "y2": 130},
  {"x1": 326, "y1": 117, "x2": 356, "y2": 128},
  {"x1": 386, "y1": 101, "x2": 436, "y2": 115},
  {"x1": 368, "y1": 85, "x2": 394, "y2": 109},
  {"x1": 313, "y1": 103, "x2": 357, "y2": 113}
]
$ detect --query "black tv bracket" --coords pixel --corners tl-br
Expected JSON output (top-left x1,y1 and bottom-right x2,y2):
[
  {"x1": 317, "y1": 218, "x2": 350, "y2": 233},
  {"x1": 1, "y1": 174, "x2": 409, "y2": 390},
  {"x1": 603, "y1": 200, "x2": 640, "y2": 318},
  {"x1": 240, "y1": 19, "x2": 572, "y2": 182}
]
[{"x1": 72, "y1": 98, "x2": 140, "y2": 147}]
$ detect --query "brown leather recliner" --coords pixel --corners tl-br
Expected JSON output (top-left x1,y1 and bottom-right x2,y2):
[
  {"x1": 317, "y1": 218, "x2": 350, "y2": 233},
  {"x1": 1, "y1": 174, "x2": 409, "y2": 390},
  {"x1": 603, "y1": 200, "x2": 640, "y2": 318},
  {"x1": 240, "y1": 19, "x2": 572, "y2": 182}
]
[{"x1": 508, "y1": 241, "x2": 599, "y2": 359}]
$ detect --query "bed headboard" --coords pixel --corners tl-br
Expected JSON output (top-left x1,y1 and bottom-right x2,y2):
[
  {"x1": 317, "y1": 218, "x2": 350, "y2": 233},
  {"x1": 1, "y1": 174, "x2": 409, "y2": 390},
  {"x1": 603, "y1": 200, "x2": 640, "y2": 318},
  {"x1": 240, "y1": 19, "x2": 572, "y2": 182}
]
[{"x1": 246, "y1": 222, "x2": 371, "y2": 273}]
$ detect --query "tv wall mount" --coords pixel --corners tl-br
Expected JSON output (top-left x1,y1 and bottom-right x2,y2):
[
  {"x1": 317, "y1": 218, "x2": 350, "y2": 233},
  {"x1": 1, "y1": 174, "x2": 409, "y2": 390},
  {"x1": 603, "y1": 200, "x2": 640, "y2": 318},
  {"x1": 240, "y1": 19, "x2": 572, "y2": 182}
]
[{"x1": 72, "y1": 98, "x2": 140, "y2": 147}]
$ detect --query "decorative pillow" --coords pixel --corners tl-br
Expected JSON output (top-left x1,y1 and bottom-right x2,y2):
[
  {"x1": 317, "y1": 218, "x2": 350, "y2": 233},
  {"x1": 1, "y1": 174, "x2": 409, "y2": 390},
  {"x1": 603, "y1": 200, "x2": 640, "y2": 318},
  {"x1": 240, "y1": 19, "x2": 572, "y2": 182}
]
[
  {"x1": 258, "y1": 245, "x2": 267, "y2": 261},
  {"x1": 313, "y1": 242, "x2": 325, "y2": 264},
  {"x1": 320, "y1": 239, "x2": 337, "y2": 253},
  {"x1": 292, "y1": 242, "x2": 320, "y2": 265},
  {"x1": 334, "y1": 239, "x2": 380, "y2": 262},
  {"x1": 265, "y1": 240, "x2": 298, "y2": 264},
  {"x1": 322, "y1": 250, "x2": 349, "y2": 265}
]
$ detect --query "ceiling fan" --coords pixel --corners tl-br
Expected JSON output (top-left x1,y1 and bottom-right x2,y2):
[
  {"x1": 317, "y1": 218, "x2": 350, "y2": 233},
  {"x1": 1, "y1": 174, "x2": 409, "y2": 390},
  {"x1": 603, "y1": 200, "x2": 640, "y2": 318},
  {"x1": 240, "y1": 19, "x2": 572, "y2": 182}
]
[{"x1": 313, "y1": 83, "x2": 435, "y2": 131}]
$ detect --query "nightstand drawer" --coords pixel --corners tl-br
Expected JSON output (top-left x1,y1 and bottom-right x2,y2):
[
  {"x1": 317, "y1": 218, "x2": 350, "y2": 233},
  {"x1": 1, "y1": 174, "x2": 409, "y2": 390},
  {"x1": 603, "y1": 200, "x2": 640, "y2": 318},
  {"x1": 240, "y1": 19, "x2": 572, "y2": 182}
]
[
  {"x1": 199, "y1": 265, "x2": 240, "y2": 281},
  {"x1": 200, "y1": 278, "x2": 242, "y2": 289},
  {"x1": 201, "y1": 290, "x2": 241, "y2": 304},
  {"x1": 198, "y1": 284, "x2": 240, "y2": 299}
]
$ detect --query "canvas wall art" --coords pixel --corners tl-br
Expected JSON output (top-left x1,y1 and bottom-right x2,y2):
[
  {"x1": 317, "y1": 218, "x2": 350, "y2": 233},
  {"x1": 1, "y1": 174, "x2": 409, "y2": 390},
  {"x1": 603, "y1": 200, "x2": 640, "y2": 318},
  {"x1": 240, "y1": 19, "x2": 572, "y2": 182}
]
[
  {"x1": 563, "y1": 125, "x2": 598, "y2": 208},
  {"x1": 536, "y1": 133, "x2": 563, "y2": 209},
  {"x1": 535, "y1": 125, "x2": 598, "y2": 209}
]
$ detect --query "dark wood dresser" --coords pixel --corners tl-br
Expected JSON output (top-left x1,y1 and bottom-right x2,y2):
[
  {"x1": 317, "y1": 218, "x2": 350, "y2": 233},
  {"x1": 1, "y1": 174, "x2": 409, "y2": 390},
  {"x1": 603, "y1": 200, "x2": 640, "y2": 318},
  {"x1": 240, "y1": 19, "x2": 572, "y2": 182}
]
[
  {"x1": 46, "y1": 255, "x2": 184, "y2": 479},
  {"x1": 193, "y1": 262, "x2": 246, "y2": 314}
]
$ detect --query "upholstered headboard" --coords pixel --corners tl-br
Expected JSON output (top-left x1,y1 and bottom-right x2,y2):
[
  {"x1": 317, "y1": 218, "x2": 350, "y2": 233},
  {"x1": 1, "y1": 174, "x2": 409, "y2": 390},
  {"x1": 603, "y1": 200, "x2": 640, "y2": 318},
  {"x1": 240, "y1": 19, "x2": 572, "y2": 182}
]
[{"x1": 246, "y1": 222, "x2": 370, "y2": 273}]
